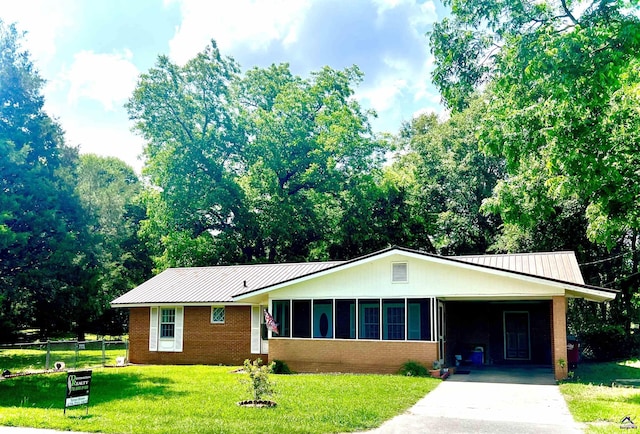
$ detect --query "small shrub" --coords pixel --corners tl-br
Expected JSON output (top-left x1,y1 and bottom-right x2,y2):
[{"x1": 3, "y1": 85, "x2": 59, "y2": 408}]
[
  {"x1": 242, "y1": 358, "x2": 275, "y2": 401},
  {"x1": 271, "y1": 359, "x2": 292, "y2": 374},
  {"x1": 398, "y1": 360, "x2": 428, "y2": 377}
]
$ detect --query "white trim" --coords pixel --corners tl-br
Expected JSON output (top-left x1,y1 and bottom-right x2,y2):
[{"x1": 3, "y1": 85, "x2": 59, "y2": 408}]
[
  {"x1": 113, "y1": 302, "x2": 256, "y2": 308},
  {"x1": 151, "y1": 306, "x2": 184, "y2": 352},
  {"x1": 269, "y1": 296, "x2": 438, "y2": 343},
  {"x1": 233, "y1": 248, "x2": 616, "y2": 302},
  {"x1": 174, "y1": 307, "x2": 184, "y2": 352},
  {"x1": 211, "y1": 306, "x2": 225, "y2": 324},
  {"x1": 250, "y1": 306, "x2": 261, "y2": 354},
  {"x1": 149, "y1": 307, "x2": 158, "y2": 352}
]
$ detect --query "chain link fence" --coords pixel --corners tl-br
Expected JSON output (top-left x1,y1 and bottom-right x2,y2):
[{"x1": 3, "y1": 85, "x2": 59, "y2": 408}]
[{"x1": 0, "y1": 340, "x2": 128, "y2": 374}]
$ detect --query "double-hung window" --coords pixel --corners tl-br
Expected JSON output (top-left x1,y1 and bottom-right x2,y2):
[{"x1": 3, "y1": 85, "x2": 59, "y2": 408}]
[{"x1": 160, "y1": 308, "x2": 176, "y2": 338}]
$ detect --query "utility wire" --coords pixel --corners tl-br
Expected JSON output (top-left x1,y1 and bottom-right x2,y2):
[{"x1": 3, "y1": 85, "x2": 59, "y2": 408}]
[
  {"x1": 595, "y1": 270, "x2": 640, "y2": 289},
  {"x1": 579, "y1": 249, "x2": 638, "y2": 267}
]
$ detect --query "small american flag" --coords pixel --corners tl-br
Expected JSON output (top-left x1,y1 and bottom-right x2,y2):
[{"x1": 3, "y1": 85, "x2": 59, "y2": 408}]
[{"x1": 263, "y1": 309, "x2": 279, "y2": 335}]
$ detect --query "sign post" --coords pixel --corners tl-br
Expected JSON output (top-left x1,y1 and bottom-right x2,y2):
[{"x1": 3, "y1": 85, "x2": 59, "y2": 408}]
[{"x1": 64, "y1": 370, "x2": 92, "y2": 415}]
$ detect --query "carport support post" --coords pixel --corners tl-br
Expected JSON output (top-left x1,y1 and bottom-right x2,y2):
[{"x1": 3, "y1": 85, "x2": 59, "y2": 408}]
[{"x1": 551, "y1": 296, "x2": 568, "y2": 380}]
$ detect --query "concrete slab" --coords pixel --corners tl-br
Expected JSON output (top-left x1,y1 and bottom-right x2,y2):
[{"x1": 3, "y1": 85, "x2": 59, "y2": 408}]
[
  {"x1": 449, "y1": 365, "x2": 557, "y2": 385},
  {"x1": 363, "y1": 367, "x2": 584, "y2": 433}
]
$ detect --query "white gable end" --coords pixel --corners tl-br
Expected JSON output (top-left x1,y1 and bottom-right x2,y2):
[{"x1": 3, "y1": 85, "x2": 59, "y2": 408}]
[{"x1": 267, "y1": 253, "x2": 565, "y2": 301}]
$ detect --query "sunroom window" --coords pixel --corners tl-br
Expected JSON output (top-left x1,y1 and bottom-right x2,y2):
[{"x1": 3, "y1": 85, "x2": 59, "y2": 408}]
[
  {"x1": 292, "y1": 300, "x2": 311, "y2": 338},
  {"x1": 335, "y1": 299, "x2": 356, "y2": 339},
  {"x1": 383, "y1": 299, "x2": 405, "y2": 340},
  {"x1": 313, "y1": 299, "x2": 333, "y2": 338},
  {"x1": 408, "y1": 298, "x2": 432, "y2": 341},
  {"x1": 272, "y1": 300, "x2": 290, "y2": 337},
  {"x1": 358, "y1": 299, "x2": 380, "y2": 339}
]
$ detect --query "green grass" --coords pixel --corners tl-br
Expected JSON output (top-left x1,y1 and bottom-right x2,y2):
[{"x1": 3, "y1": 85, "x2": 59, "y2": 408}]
[
  {"x1": 0, "y1": 365, "x2": 439, "y2": 433},
  {"x1": 1, "y1": 347, "x2": 128, "y2": 372},
  {"x1": 560, "y1": 360, "x2": 640, "y2": 433}
]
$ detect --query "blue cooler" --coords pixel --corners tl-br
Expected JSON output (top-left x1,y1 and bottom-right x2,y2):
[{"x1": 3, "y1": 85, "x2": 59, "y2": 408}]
[{"x1": 471, "y1": 346, "x2": 484, "y2": 366}]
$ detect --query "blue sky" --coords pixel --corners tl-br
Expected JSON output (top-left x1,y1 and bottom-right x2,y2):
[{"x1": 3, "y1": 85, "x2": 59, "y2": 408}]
[{"x1": 3, "y1": 0, "x2": 446, "y2": 172}]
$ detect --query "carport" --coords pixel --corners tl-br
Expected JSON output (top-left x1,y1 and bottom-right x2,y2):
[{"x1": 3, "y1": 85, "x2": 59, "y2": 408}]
[{"x1": 444, "y1": 300, "x2": 553, "y2": 368}]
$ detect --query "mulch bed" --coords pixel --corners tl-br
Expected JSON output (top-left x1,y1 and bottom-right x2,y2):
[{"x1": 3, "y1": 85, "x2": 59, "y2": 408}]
[{"x1": 237, "y1": 400, "x2": 277, "y2": 408}]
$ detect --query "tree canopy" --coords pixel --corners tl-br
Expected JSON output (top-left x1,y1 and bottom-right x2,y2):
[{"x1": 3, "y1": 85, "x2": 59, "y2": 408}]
[
  {"x1": 128, "y1": 43, "x2": 387, "y2": 266},
  {"x1": 0, "y1": 20, "x2": 99, "y2": 340},
  {"x1": 430, "y1": 0, "x2": 640, "y2": 333}
]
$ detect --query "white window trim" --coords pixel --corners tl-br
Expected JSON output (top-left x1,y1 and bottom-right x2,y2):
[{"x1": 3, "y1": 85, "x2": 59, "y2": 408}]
[
  {"x1": 211, "y1": 306, "x2": 225, "y2": 324},
  {"x1": 149, "y1": 306, "x2": 183, "y2": 352}
]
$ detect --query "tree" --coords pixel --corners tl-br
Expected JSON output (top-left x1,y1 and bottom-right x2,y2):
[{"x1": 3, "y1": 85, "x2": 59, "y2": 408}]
[
  {"x1": 75, "y1": 155, "x2": 153, "y2": 335},
  {"x1": 237, "y1": 64, "x2": 386, "y2": 262},
  {"x1": 127, "y1": 41, "x2": 247, "y2": 268},
  {"x1": 128, "y1": 44, "x2": 387, "y2": 266},
  {"x1": 429, "y1": 0, "x2": 640, "y2": 335},
  {"x1": 396, "y1": 102, "x2": 504, "y2": 255},
  {"x1": 0, "y1": 20, "x2": 99, "y2": 340}
]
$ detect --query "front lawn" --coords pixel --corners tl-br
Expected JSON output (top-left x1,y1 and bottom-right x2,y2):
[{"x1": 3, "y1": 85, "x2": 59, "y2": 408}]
[
  {"x1": 0, "y1": 365, "x2": 439, "y2": 434},
  {"x1": 560, "y1": 360, "x2": 640, "y2": 433}
]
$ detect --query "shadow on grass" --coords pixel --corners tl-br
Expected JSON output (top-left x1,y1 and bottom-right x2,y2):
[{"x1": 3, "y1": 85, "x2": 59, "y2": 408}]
[
  {"x1": 566, "y1": 360, "x2": 640, "y2": 387},
  {"x1": 0, "y1": 370, "x2": 181, "y2": 409}
]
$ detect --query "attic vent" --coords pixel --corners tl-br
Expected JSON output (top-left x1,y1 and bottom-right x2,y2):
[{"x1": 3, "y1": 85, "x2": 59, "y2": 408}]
[{"x1": 392, "y1": 262, "x2": 408, "y2": 283}]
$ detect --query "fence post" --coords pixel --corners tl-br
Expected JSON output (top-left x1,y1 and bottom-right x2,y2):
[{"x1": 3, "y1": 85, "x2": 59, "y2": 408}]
[
  {"x1": 45, "y1": 341, "x2": 51, "y2": 370},
  {"x1": 102, "y1": 340, "x2": 106, "y2": 367}
]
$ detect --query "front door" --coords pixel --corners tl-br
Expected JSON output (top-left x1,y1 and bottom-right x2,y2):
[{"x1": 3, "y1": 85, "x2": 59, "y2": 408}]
[
  {"x1": 260, "y1": 304, "x2": 269, "y2": 354},
  {"x1": 504, "y1": 311, "x2": 530, "y2": 360}
]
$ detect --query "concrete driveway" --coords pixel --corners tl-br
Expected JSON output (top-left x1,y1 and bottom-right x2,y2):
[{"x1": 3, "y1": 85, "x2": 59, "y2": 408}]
[{"x1": 365, "y1": 366, "x2": 583, "y2": 434}]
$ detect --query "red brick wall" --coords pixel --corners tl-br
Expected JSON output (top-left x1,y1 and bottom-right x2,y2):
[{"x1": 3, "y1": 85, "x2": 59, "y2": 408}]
[
  {"x1": 551, "y1": 296, "x2": 568, "y2": 380},
  {"x1": 128, "y1": 306, "x2": 266, "y2": 365},
  {"x1": 270, "y1": 339, "x2": 438, "y2": 374}
]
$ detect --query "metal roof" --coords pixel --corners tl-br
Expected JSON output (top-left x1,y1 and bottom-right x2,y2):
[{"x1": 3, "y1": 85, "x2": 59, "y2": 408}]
[
  {"x1": 111, "y1": 248, "x2": 604, "y2": 306},
  {"x1": 455, "y1": 251, "x2": 585, "y2": 285},
  {"x1": 111, "y1": 261, "x2": 343, "y2": 305}
]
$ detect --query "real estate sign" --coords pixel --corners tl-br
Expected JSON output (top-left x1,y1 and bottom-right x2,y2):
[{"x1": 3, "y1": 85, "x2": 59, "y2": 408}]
[{"x1": 64, "y1": 370, "x2": 92, "y2": 414}]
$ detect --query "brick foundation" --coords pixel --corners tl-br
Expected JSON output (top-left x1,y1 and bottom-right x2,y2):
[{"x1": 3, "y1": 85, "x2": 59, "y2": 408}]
[
  {"x1": 128, "y1": 306, "x2": 266, "y2": 365},
  {"x1": 269, "y1": 339, "x2": 438, "y2": 374}
]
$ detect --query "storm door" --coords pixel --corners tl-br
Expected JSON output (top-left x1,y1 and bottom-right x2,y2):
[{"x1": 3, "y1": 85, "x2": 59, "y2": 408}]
[
  {"x1": 437, "y1": 301, "x2": 446, "y2": 363},
  {"x1": 503, "y1": 311, "x2": 530, "y2": 360}
]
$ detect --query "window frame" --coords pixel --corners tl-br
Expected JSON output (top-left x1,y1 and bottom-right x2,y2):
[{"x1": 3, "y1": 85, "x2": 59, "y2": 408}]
[
  {"x1": 358, "y1": 299, "x2": 381, "y2": 340},
  {"x1": 272, "y1": 300, "x2": 291, "y2": 337},
  {"x1": 383, "y1": 299, "x2": 405, "y2": 340},
  {"x1": 211, "y1": 306, "x2": 225, "y2": 324},
  {"x1": 160, "y1": 307, "x2": 176, "y2": 339}
]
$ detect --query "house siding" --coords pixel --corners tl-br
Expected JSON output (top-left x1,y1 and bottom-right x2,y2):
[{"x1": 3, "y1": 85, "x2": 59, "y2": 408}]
[
  {"x1": 129, "y1": 306, "x2": 266, "y2": 365},
  {"x1": 269, "y1": 339, "x2": 438, "y2": 374}
]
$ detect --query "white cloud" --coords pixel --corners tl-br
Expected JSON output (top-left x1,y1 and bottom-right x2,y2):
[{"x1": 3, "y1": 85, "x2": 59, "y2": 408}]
[
  {"x1": 358, "y1": 77, "x2": 408, "y2": 113},
  {"x1": 65, "y1": 49, "x2": 140, "y2": 111},
  {"x1": 409, "y1": 1, "x2": 438, "y2": 34},
  {"x1": 67, "y1": 119, "x2": 147, "y2": 173},
  {"x1": 166, "y1": 0, "x2": 312, "y2": 64},
  {"x1": 0, "y1": 0, "x2": 76, "y2": 68}
]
